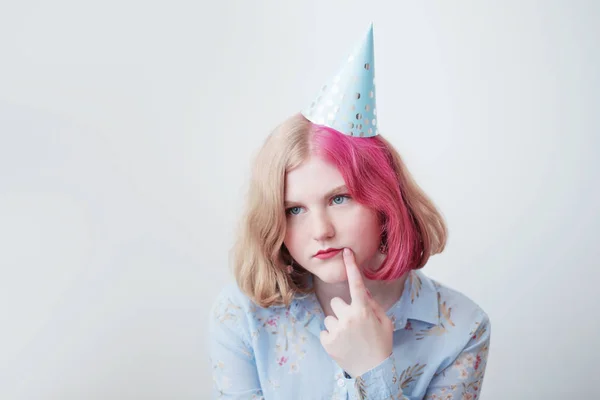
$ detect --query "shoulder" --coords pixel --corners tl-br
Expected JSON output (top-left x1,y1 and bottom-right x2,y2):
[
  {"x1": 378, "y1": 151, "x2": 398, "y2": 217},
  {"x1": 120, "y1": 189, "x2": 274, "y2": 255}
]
[
  {"x1": 409, "y1": 271, "x2": 491, "y2": 371},
  {"x1": 409, "y1": 269, "x2": 490, "y2": 340},
  {"x1": 420, "y1": 270, "x2": 491, "y2": 336},
  {"x1": 208, "y1": 281, "x2": 285, "y2": 339},
  {"x1": 209, "y1": 281, "x2": 256, "y2": 323}
]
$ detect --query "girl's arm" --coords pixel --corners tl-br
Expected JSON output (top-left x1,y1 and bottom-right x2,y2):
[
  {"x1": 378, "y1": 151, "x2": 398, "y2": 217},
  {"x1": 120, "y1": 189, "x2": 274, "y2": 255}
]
[
  {"x1": 343, "y1": 314, "x2": 490, "y2": 400},
  {"x1": 423, "y1": 314, "x2": 491, "y2": 399},
  {"x1": 208, "y1": 291, "x2": 264, "y2": 399}
]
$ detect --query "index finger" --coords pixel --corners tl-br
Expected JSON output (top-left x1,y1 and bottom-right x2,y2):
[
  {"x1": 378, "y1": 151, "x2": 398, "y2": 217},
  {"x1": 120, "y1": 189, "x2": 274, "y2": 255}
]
[{"x1": 343, "y1": 248, "x2": 368, "y2": 305}]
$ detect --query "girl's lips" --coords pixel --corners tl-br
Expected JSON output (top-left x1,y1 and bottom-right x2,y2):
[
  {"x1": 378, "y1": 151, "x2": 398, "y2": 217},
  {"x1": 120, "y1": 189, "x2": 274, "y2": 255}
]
[{"x1": 314, "y1": 249, "x2": 342, "y2": 259}]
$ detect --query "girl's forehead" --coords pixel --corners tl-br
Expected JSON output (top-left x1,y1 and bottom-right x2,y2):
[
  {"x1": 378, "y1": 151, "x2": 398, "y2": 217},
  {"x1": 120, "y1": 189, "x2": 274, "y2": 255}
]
[{"x1": 284, "y1": 157, "x2": 346, "y2": 199}]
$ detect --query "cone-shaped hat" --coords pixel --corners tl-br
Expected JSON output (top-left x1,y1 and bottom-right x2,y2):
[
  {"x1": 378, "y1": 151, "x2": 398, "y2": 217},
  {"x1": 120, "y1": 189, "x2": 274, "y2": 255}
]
[{"x1": 301, "y1": 23, "x2": 379, "y2": 137}]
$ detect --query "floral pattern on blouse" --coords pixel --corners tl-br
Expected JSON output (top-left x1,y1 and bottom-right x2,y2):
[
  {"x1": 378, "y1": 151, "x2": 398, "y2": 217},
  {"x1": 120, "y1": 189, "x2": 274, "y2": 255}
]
[{"x1": 208, "y1": 270, "x2": 491, "y2": 399}]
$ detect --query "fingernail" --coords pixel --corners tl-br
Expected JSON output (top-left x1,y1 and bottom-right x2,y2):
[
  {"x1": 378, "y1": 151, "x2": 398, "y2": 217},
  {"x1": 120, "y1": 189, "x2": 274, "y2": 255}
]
[{"x1": 343, "y1": 248, "x2": 350, "y2": 256}]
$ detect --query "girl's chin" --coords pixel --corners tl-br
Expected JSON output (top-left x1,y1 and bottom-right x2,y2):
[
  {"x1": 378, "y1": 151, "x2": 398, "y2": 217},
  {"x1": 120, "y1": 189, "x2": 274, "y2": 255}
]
[{"x1": 310, "y1": 265, "x2": 348, "y2": 284}]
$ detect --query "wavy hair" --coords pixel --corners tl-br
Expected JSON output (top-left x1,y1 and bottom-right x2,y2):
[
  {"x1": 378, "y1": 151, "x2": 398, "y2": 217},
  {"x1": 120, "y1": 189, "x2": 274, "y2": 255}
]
[{"x1": 232, "y1": 113, "x2": 447, "y2": 308}]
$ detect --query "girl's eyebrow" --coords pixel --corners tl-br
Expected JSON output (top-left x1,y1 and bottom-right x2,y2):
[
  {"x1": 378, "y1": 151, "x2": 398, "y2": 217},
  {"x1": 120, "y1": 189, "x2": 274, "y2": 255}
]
[{"x1": 284, "y1": 185, "x2": 348, "y2": 207}]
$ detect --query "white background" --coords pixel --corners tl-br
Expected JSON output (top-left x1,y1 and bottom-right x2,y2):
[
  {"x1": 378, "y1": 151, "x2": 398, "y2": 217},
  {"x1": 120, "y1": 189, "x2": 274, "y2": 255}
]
[{"x1": 1, "y1": 1, "x2": 598, "y2": 398}]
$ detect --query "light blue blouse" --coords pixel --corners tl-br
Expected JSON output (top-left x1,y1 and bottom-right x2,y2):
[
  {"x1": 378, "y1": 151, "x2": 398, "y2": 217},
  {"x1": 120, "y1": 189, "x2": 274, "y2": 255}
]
[{"x1": 207, "y1": 270, "x2": 491, "y2": 399}]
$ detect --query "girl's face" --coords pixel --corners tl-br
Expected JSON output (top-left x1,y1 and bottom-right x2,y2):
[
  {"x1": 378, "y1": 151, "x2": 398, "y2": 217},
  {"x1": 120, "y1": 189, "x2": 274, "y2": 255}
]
[{"x1": 283, "y1": 156, "x2": 384, "y2": 284}]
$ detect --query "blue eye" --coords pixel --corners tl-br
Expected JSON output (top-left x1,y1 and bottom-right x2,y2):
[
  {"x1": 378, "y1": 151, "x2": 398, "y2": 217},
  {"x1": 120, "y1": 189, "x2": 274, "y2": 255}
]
[
  {"x1": 332, "y1": 195, "x2": 350, "y2": 205},
  {"x1": 286, "y1": 206, "x2": 303, "y2": 215}
]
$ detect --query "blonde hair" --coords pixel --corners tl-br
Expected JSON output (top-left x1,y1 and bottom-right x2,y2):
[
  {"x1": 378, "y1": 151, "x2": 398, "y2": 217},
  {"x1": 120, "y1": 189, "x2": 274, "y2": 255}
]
[{"x1": 232, "y1": 113, "x2": 447, "y2": 308}]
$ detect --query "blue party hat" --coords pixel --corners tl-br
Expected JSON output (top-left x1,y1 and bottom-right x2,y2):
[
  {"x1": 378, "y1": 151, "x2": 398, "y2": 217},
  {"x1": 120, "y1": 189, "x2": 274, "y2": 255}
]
[{"x1": 302, "y1": 23, "x2": 379, "y2": 137}]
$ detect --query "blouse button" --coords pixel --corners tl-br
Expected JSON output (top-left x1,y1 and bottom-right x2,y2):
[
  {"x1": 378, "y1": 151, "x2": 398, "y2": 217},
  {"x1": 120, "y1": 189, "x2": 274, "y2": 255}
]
[{"x1": 337, "y1": 378, "x2": 345, "y2": 387}]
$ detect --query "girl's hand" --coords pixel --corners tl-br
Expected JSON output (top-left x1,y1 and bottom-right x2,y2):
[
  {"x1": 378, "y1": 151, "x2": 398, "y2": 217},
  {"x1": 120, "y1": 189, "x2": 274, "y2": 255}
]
[{"x1": 319, "y1": 248, "x2": 394, "y2": 378}]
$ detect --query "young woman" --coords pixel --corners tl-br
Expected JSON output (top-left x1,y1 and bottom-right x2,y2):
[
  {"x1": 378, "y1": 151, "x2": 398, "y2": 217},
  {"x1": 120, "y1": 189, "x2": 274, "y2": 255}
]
[{"x1": 208, "y1": 25, "x2": 490, "y2": 400}]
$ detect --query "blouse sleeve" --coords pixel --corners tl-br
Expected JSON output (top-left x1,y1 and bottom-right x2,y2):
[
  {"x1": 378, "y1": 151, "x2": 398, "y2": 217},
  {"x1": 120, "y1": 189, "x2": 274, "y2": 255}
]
[
  {"x1": 424, "y1": 313, "x2": 491, "y2": 399},
  {"x1": 344, "y1": 313, "x2": 490, "y2": 400},
  {"x1": 208, "y1": 290, "x2": 264, "y2": 399},
  {"x1": 343, "y1": 353, "x2": 408, "y2": 399}
]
